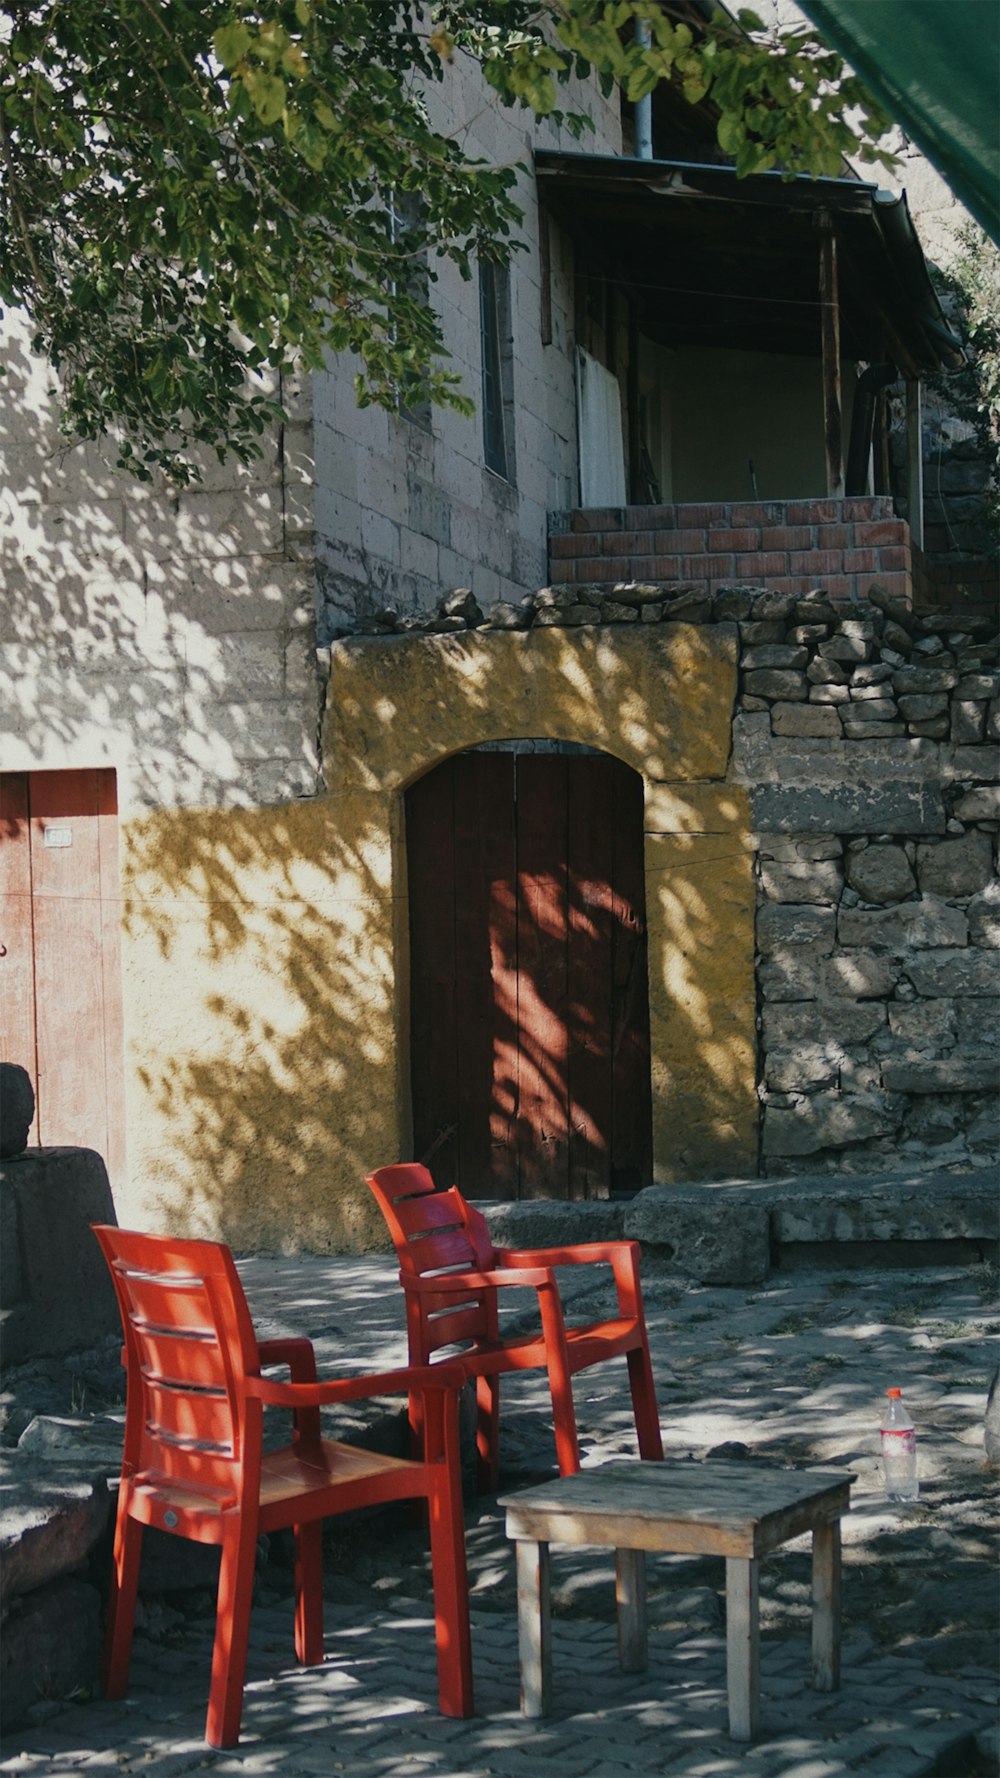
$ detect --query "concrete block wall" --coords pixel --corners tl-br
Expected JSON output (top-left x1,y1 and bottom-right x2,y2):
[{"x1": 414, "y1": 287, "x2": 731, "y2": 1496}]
[
  {"x1": 0, "y1": 316, "x2": 320, "y2": 814},
  {"x1": 313, "y1": 55, "x2": 622, "y2": 642},
  {"x1": 548, "y1": 498, "x2": 914, "y2": 606}
]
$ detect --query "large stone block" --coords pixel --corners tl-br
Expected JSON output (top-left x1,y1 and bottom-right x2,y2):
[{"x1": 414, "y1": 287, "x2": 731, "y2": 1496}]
[
  {"x1": 481, "y1": 1199, "x2": 626, "y2": 1249},
  {"x1": 845, "y1": 843, "x2": 916, "y2": 904},
  {"x1": 917, "y1": 830, "x2": 995, "y2": 897},
  {"x1": 763, "y1": 1090, "x2": 900, "y2": 1157},
  {"x1": 767, "y1": 1167, "x2": 998, "y2": 1246},
  {"x1": 751, "y1": 781, "x2": 947, "y2": 835},
  {"x1": 756, "y1": 904, "x2": 836, "y2": 950},
  {"x1": 969, "y1": 881, "x2": 1000, "y2": 947},
  {"x1": 838, "y1": 899, "x2": 969, "y2": 950},
  {"x1": 0, "y1": 1576, "x2": 102, "y2": 1735},
  {"x1": 763, "y1": 1000, "x2": 887, "y2": 1046},
  {"x1": 906, "y1": 950, "x2": 1000, "y2": 997},
  {"x1": 881, "y1": 1057, "x2": 999, "y2": 1093},
  {"x1": 0, "y1": 1149, "x2": 119, "y2": 1365},
  {"x1": 624, "y1": 1184, "x2": 770, "y2": 1284},
  {"x1": 0, "y1": 1465, "x2": 110, "y2": 1605},
  {"x1": 759, "y1": 859, "x2": 843, "y2": 903}
]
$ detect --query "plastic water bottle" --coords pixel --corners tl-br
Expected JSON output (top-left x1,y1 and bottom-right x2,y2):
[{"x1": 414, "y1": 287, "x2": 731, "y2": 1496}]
[{"x1": 881, "y1": 1387, "x2": 919, "y2": 1501}]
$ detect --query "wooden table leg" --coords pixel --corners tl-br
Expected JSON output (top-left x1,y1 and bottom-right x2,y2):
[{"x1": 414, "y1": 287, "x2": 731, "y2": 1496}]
[
  {"x1": 615, "y1": 1547, "x2": 647, "y2": 1673},
  {"x1": 725, "y1": 1555, "x2": 760, "y2": 1741},
  {"x1": 515, "y1": 1538, "x2": 551, "y2": 1717},
  {"x1": 812, "y1": 1518, "x2": 842, "y2": 1692}
]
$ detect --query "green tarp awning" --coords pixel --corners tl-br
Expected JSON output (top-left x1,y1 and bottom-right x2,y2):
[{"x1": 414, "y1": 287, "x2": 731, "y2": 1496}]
[{"x1": 798, "y1": 0, "x2": 1000, "y2": 243}]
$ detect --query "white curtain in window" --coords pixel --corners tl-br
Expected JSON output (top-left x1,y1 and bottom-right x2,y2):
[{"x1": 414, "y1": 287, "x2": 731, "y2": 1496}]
[{"x1": 576, "y1": 347, "x2": 627, "y2": 507}]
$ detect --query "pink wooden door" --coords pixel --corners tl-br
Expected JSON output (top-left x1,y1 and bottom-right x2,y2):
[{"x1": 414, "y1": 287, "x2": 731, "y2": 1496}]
[{"x1": 0, "y1": 770, "x2": 126, "y2": 1183}]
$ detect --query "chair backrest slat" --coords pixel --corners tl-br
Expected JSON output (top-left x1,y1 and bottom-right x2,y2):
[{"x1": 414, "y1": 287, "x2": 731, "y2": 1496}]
[
  {"x1": 366, "y1": 1165, "x2": 501, "y2": 1354},
  {"x1": 93, "y1": 1226, "x2": 259, "y2": 1498}
]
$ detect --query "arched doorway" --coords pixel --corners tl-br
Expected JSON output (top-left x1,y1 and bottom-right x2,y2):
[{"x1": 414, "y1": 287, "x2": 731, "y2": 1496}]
[{"x1": 406, "y1": 744, "x2": 651, "y2": 1201}]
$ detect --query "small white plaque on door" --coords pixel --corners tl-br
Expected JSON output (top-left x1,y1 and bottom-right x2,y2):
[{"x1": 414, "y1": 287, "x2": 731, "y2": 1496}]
[{"x1": 42, "y1": 826, "x2": 73, "y2": 848}]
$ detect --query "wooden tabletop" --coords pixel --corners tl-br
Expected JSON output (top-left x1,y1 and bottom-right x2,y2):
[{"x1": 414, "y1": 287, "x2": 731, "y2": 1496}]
[{"x1": 500, "y1": 1459, "x2": 854, "y2": 1559}]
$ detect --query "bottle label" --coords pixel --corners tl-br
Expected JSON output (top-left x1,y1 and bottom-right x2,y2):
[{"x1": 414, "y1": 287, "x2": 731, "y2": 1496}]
[{"x1": 881, "y1": 1429, "x2": 916, "y2": 1455}]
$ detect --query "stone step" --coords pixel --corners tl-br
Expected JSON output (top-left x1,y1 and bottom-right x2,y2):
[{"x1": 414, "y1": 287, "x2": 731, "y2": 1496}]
[{"x1": 482, "y1": 1167, "x2": 999, "y2": 1285}]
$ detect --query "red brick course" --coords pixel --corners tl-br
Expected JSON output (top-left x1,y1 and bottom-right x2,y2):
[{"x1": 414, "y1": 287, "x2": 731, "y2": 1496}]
[
  {"x1": 737, "y1": 552, "x2": 788, "y2": 578},
  {"x1": 761, "y1": 526, "x2": 814, "y2": 551},
  {"x1": 685, "y1": 553, "x2": 736, "y2": 578},
  {"x1": 549, "y1": 498, "x2": 916, "y2": 607},
  {"x1": 651, "y1": 529, "x2": 707, "y2": 555}
]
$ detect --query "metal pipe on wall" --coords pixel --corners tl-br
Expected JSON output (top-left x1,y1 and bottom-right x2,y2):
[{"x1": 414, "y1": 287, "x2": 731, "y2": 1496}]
[{"x1": 635, "y1": 19, "x2": 653, "y2": 159}]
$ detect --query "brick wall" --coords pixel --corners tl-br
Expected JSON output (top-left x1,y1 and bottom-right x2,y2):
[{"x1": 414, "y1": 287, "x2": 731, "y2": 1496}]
[{"x1": 549, "y1": 497, "x2": 913, "y2": 606}]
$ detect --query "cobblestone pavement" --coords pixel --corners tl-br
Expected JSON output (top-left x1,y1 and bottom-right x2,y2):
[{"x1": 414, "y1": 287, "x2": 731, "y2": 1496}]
[{"x1": 2, "y1": 1253, "x2": 997, "y2": 1778}]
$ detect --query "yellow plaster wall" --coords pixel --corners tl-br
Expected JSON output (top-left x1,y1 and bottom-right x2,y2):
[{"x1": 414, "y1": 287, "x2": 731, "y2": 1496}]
[
  {"x1": 116, "y1": 622, "x2": 758, "y2": 1252},
  {"x1": 117, "y1": 797, "x2": 401, "y2": 1252}
]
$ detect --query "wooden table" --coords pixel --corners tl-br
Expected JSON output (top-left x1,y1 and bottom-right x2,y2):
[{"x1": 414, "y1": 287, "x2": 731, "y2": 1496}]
[{"x1": 500, "y1": 1458, "x2": 854, "y2": 1741}]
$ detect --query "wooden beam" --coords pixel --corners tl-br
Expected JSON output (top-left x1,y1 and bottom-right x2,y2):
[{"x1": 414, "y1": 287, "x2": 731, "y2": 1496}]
[
  {"x1": 819, "y1": 218, "x2": 844, "y2": 498},
  {"x1": 906, "y1": 379, "x2": 925, "y2": 548}
]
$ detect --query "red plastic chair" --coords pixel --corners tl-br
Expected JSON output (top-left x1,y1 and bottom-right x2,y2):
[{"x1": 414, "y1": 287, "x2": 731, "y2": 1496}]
[
  {"x1": 365, "y1": 1165, "x2": 663, "y2": 1492},
  {"x1": 92, "y1": 1225, "x2": 473, "y2": 1748}
]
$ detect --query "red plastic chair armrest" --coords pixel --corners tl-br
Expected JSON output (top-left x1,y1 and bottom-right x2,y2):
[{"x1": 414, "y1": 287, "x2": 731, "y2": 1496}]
[
  {"x1": 494, "y1": 1241, "x2": 636, "y2": 1268},
  {"x1": 401, "y1": 1266, "x2": 556, "y2": 1293},
  {"x1": 245, "y1": 1358, "x2": 468, "y2": 1410},
  {"x1": 256, "y1": 1336, "x2": 320, "y2": 1443},
  {"x1": 257, "y1": 1336, "x2": 317, "y2": 1379},
  {"x1": 494, "y1": 1241, "x2": 645, "y2": 1316}
]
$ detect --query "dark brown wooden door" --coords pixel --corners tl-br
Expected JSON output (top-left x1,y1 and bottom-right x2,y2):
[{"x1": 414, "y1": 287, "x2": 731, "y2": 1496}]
[
  {"x1": 407, "y1": 751, "x2": 651, "y2": 1200},
  {"x1": 0, "y1": 769, "x2": 126, "y2": 1184}
]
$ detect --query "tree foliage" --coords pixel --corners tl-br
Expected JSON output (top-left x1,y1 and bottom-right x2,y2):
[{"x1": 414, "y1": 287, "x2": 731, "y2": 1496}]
[
  {"x1": 0, "y1": 1, "x2": 895, "y2": 484},
  {"x1": 929, "y1": 221, "x2": 1000, "y2": 538}
]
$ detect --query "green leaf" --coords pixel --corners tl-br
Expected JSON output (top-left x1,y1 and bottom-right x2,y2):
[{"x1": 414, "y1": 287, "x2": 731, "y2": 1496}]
[
  {"x1": 213, "y1": 22, "x2": 252, "y2": 68},
  {"x1": 243, "y1": 68, "x2": 287, "y2": 125}
]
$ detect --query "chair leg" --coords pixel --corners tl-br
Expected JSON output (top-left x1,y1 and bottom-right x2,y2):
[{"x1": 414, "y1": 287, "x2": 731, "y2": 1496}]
[
  {"x1": 627, "y1": 1342, "x2": 664, "y2": 1461},
  {"x1": 475, "y1": 1373, "x2": 501, "y2": 1494},
  {"x1": 538, "y1": 1294, "x2": 580, "y2": 1476},
  {"x1": 293, "y1": 1519, "x2": 325, "y2": 1665},
  {"x1": 102, "y1": 1507, "x2": 143, "y2": 1700},
  {"x1": 426, "y1": 1400, "x2": 474, "y2": 1718},
  {"x1": 205, "y1": 1520, "x2": 258, "y2": 1748}
]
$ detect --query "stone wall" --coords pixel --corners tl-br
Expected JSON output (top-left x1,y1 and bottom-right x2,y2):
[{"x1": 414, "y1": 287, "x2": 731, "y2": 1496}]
[{"x1": 728, "y1": 580, "x2": 998, "y2": 1175}]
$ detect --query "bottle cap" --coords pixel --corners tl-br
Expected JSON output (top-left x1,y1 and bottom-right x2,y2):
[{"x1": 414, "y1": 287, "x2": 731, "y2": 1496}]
[{"x1": 887, "y1": 1387, "x2": 901, "y2": 1397}]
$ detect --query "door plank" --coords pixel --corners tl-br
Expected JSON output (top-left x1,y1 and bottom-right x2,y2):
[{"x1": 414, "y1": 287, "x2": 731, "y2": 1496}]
[
  {"x1": 566, "y1": 756, "x2": 614, "y2": 1199},
  {"x1": 28, "y1": 771, "x2": 108, "y2": 1158},
  {"x1": 455, "y1": 754, "x2": 515, "y2": 1197},
  {"x1": 515, "y1": 758, "x2": 570, "y2": 1199},
  {"x1": 0, "y1": 773, "x2": 38, "y2": 1082},
  {"x1": 96, "y1": 771, "x2": 127, "y2": 1185}
]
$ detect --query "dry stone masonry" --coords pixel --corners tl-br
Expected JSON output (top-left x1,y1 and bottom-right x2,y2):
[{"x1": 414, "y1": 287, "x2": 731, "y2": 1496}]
[{"x1": 346, "y1": 544, "x2": 998, "y2": 1184}]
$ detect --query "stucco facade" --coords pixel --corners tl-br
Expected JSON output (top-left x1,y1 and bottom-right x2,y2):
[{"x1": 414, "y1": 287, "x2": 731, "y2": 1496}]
[{"x1": 110, "y1": 625, "x2": 755, "y2": 1251}]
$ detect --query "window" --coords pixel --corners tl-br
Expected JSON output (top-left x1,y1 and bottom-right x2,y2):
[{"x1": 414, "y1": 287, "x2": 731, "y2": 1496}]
[
  {"x1": 388, "y1": 189, "x2": 431, "y2": 430},
  {"x1": 479, "y1": 258, "x2": 515, "y2": 482}
]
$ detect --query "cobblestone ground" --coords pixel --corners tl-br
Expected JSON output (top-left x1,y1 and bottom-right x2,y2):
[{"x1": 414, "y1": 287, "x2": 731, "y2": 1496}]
[{"x1": 2, "y1": 1255, "x2": 997, "y2": 1778}]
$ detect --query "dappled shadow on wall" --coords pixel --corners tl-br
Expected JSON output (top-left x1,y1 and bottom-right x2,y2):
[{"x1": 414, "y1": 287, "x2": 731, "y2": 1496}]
[
  {"x1": 119, "y1": 797, "x2": 393, "y2": 1253},
  {"x1": 0, "y1": 314, "x2": 315, "y2": 810}
]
